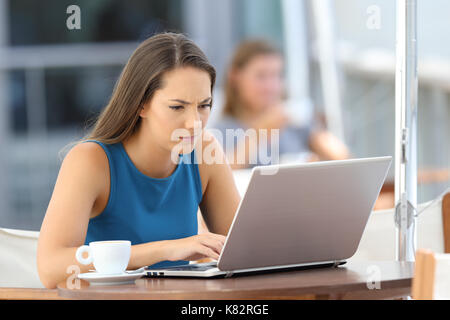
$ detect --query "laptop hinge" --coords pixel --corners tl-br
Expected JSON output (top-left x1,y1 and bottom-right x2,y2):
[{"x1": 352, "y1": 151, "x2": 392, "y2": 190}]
[
  {"x1": 333, "y1": 261, "x2": 341, "y2": 268},
  {"x1": 224, "y1": 271, "x2": 234, "y2": 278}
]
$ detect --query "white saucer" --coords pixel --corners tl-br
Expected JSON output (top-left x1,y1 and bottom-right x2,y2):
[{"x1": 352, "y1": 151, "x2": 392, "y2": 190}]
[{"x1": 78, "y1": 268, "x2": 146, "y2": 286}]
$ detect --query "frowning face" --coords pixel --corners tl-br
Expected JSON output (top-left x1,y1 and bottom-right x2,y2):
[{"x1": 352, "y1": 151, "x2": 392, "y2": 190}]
[{"x1": 139, "y1": 66, "x2": 212, "y2": 156}]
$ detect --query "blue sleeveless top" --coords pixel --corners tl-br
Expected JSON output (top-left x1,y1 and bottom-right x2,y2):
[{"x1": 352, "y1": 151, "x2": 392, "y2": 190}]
[{"x1": 82, "y1": 140, "x2": 202, "y2": 269}]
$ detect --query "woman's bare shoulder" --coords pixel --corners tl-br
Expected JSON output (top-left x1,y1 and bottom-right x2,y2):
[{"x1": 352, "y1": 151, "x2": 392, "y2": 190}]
[
  {"x1": 40, "y1": 141, "x2": 110, "y2": 242},
  {"x1": 59, "y1": 141, "x2": 109, "y2": 188},
  {"x1": 64, "y1": 141, "x2": 108, "y2": 167}
]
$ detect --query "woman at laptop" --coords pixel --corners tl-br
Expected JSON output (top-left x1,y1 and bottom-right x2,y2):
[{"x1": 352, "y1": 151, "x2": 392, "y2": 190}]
[{"x1": 37, "y1": 33, "x2": 240, "y2": 289}]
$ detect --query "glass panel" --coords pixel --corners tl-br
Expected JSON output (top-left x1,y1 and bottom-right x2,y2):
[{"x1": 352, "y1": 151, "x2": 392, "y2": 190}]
[
  {"x1": 1, "y1": 0, "x2": 184, "y2": 230},
  {"x1": 44, "y1": 66, "x2": 122, "y2": 131},
  {"x1": 416, "y1": 0, "x2": 450, "y2": 203},
  {"x1": 8, "y1": 0, "x2": 183, "y2": 45},
  {"x1": 233, "y1": 0, "x2": 284, "y2": 49},
  {"x1": 333, "y1": 0, "x2": 449, "y2": 207}
]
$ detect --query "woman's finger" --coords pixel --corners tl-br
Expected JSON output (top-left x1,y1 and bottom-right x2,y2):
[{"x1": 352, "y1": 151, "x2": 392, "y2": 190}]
[
  {"x1": 205, "y1": 232, "x2": 226, "y2": 244},
  {"x1": 200, "y1": 238, "x2": 223, "y2": 255},
  {"x1": 200, "y1": 246, "x2": 219, "y2": 260}
]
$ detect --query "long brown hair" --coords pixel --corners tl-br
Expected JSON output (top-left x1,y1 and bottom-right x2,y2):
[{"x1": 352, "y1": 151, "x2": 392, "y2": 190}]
[
  {"x1": 60, "y1": 32, "x2": 216, "y2": 159},
  {"x1": 222, "y1": 39, "x2": 281, "y2": 118}
]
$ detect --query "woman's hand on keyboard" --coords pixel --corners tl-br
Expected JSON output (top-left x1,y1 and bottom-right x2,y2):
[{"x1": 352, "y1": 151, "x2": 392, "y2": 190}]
[{"x1": 165, "y1": 232, "x2": 226, "y2": 262}]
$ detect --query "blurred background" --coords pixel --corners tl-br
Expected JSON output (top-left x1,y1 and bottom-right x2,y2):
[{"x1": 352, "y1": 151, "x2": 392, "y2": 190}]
[{"x1": 0, "y1": 0, "x2": 448, "y2": 231}]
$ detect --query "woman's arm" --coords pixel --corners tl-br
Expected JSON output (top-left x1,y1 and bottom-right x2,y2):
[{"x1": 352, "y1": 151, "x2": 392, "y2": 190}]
[
  {"x1": 308, "y1": 130, "x2": 351, "y2": 161},
  {"x1": 198, "y1": 131, "x2": 241, "y2": 236},
  {"x1": 37, "y1": 143, "x2": 101, "y2": 288},
  {"x1": 37, "y1": 143, "x2": 173, "y2": 289}
]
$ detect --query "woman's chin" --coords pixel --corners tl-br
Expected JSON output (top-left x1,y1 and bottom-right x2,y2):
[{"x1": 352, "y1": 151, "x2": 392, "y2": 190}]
[{"x1": 170, "y1": 140, "x2": 197, "y2": 156}]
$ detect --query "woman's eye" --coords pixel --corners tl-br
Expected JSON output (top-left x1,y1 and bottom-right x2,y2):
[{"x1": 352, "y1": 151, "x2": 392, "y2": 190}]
[{"x1": 169, "y1": 104, "x2": 211, "y2": 111}]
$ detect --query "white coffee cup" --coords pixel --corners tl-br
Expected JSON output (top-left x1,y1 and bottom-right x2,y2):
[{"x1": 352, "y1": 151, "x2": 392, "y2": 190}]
[{"x1": 75, "y1": 240, "x2": 131, "y2": 274}]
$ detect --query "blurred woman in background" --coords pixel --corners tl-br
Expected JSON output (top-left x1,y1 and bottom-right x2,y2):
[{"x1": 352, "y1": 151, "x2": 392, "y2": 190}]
[{"x1": 213, "y1": 39, "x2": 350, "y2": 169}]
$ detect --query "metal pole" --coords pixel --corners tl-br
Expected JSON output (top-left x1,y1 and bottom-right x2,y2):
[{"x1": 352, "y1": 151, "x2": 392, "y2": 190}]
[
  {"x1": 280, "y1": 0, "x2": 314, "y2": 128},
  {"x1": 310, "y1": 0, "x2": 345, "y2": 142},
  {"x1": 281, "y1": 0, "x2": 310, "y2": 101},
  {"x1": 394, "y1": 0, "x2": 418, "y2": 262},
  {"x1": 0, "y1": 0, "x2": 11, "y2": 226}
]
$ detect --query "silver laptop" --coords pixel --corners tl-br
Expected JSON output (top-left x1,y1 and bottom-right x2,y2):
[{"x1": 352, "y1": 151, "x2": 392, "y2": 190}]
[{"x1": 145, "y1": 156, "x2": 392, "y2": 278}]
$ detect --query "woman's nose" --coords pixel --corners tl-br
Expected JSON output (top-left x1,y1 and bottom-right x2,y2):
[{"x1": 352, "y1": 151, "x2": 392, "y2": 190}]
[{"x1": 185, "y1": 110, "x2": 202, "y2": 131}]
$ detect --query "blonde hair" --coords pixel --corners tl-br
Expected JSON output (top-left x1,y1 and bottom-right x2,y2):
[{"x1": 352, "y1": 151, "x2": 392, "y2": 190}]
[{"x1": 59, "y1": 32, "x2": 216, "y2": 160}]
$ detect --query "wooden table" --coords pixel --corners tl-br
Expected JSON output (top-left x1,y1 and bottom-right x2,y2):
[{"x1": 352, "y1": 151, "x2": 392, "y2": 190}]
[
  {"x1": 0, "y1": 288, "x2": 64, "y2": 300},
  {"x1": 57, "y1": 261, "x2": 414, "y2": 300}
]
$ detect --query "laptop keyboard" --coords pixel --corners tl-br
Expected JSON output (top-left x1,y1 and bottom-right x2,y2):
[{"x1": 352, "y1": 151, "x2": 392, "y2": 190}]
[{"x1": 162, "y1": 262, "x2": 218, "y2": 271}]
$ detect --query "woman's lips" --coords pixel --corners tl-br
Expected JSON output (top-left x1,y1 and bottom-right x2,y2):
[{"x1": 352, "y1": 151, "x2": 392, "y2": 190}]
[{"x1": 179, "y1": 135, "x2": 197, "y2": 142}]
